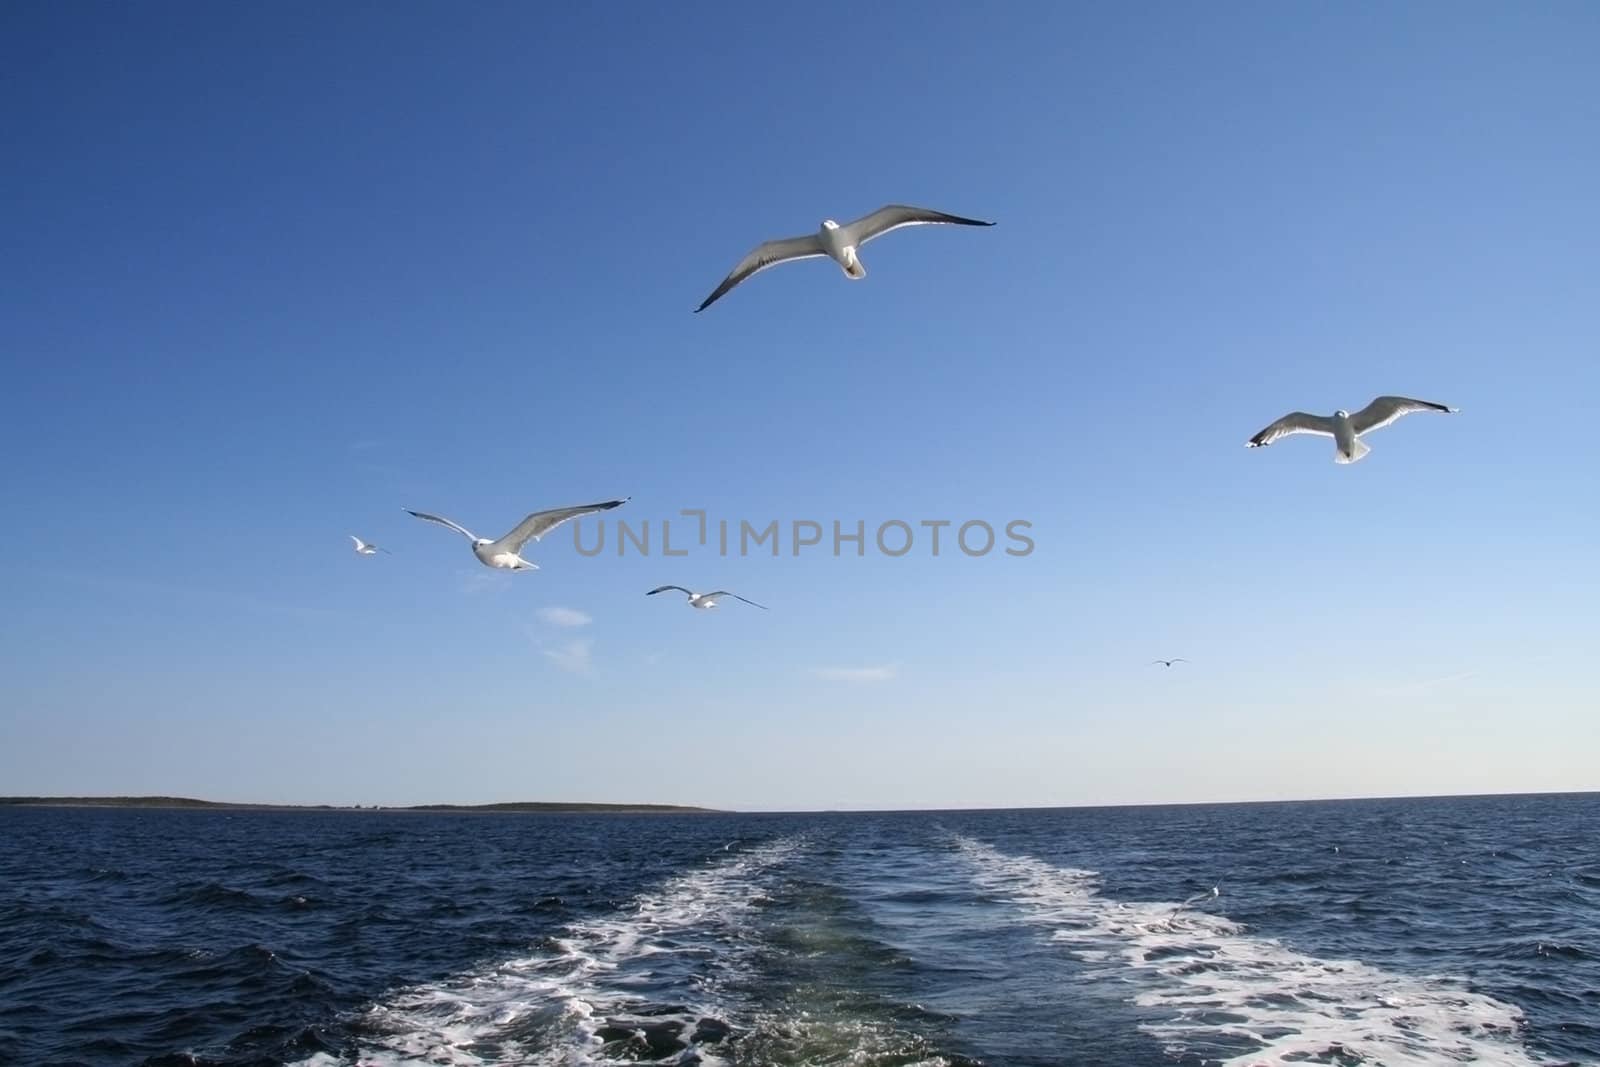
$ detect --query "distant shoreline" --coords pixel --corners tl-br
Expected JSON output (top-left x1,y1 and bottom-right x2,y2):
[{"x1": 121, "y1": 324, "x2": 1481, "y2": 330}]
[
  {"x1": 0, "y1": 796, "x2": 723, "y2": 814},
  {"x1": 4, "y1": 790, "x2": 1592, "y2": 816}
]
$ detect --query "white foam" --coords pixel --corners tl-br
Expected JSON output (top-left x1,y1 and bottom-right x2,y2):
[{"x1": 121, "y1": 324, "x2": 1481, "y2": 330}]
[
  {"x1": 953, "y1": 837, "x2": 1573, "y2": 1066},
  {"x1": 290, "y1": 836, "x2": 807, "y2": 1066}
]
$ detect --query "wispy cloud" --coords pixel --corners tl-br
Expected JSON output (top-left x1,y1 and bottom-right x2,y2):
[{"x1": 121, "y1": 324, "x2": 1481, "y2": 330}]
[
  {"x1": 34, "y1": 569, "x2": 338, "y2": 623},
  {"x1": 812, "y1": 664, "x2": 897, "y2": 683},
  {"x1": 538, "y1": 606, "x2": 592, "y2": 628},
  {"x1": 543, "y1": 639, "x2": 594, "y2": 675},
  {"x1": 1372, "y1": 651, "x2": 1561, "y2": 698},
  {"x1": 457, "y1": 570, "x2": 509, "y2": 596},
  {"x1": 1373, "y1": 667, "x2": 1480, "y2": 696}
]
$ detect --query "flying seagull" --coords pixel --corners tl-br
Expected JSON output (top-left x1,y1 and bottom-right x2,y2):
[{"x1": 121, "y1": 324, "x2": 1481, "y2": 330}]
[
  {"x1": 1246, "y1": 395, "x2": 1457, "y2": 464},
  {"x1": 1169, "y1": 885, "x2": 1220, "y2": 923},
  {"x1": 694, "y1": 203, "x2": 994, "y2": 312},
  {"x1": 349, "y1": 536, "x2": 391, "y2": 556},
  {"x1": 646, "y1": 585, "x2": 768, "y2": 610},
  {"x1": 405, "y1": 499, "x2": 628, "y2": 570},
  {"x1": 1152, "y1": 658, "x2": 1188, "y2": 668}
]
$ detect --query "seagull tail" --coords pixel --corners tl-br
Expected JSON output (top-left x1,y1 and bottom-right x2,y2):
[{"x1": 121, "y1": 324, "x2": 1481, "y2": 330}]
[
  {"x1": 1335, "y1": 438, "x2": 1371, "y2": 465},
  {"x1": 844, "y1": 259, "x2": 867, "y2": 280}
]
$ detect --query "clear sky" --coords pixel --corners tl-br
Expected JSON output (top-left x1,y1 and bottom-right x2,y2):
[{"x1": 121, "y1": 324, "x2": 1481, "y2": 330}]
[{"x1": 2, "y1": 2, "x2": 1596, "y2": 810}]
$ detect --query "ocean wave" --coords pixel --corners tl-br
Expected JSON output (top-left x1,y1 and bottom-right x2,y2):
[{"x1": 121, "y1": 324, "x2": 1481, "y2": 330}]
[
  {"x1": 287, "y1": 835, "x2": 811, "y2": 1066},
  {"x1": 952, "y1": 836, "x2": 1575, "y2": 1067},
  {"x1": 159, "y1": 881, "x2": 273, "y2": 911}
]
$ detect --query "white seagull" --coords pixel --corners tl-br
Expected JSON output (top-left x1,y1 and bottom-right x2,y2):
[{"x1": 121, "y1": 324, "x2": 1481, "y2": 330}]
[
  {"x1": 1246, "y1": 395, "x2": 1458, "y2": 464},
  {"x1": 349, "y1": 536, "x2": 390, "y2": 556},
  {"x1": 646, "y1": 585, "x2": 768, "y2": 611},
  {"x1": 695, "y1": 203, "x2": 994, "y2": 312},
  {"x1": 1152, "y1": 658, "x2": 1188, "y2": 668},
  {"x1": 405, "y1": 499, "x2": 628, "y2": 571},
  {"x1": 1169, "y1": 886, "x2": 1221, "y2": 923}
]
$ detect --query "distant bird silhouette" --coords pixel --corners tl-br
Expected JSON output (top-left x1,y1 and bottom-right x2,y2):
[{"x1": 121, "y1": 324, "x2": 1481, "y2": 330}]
[
  {"x1": 647, "y1": 586, "x2": 768, "y2": 611},
  {"x1": 1151, "y1": 658, "x2": 1188, "y2": 668},
  {"x1": 1169, "y1": 885, "x2": 1220, "y2": 922},
  {"x1": 349, "y1": 536, "x2": 390, "y2": 556}
]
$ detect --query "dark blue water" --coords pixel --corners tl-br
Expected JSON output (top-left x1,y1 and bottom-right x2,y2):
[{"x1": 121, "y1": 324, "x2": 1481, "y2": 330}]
[{"x1": 2, "y1": 794, "x2": 1596, "y2": 1066}]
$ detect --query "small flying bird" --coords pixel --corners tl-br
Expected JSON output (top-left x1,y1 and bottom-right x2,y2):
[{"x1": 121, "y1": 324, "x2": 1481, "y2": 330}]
[
  {"x1": 694, "y1": 203, "x2": 995, "y2": 312},
  {"x1": 1169, "y1": 885, "x2": 1221, "y2": 922},
  {"x1": 349, "y1": 536, "x2": 391, "y2": 556},
  {"x1": 646, "y1": 586, "x2": 768, "y2": 610},
  {"x1": 1246, "y1": 395, "x2": 1457, "y2": 464},
  {"x1": 1152, "y1": 658, "x2": 1188, "y2": 668},
  {"x1": 405, "y1": 499, "x2": 628, "y2": 571}
]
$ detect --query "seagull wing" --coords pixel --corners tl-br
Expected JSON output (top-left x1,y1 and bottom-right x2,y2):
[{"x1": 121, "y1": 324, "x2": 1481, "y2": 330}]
[
  {"x1": 493, "y1": 498, "x2": 629, "y2": 553},
  {"x1": 705, "y1": 591, "x2": 769, "y2": 610},
  {"x1": 695, "y1": 234, "x2": 828, "y2": 312},
  {"x1": 1246, "y1": 412, "x2": 1336, "y2": 448},
  {"x1": 350, "y1": 535, "x2": 364, "y2": 549},
  {"x1": 647, "y1": 585, "x2": 695, "y2": 598},
  {"x1": 842, "y1": 204, "x2": 995, "y2": 247},
  {"x1": 1350, "y1": 395, "x2": 1457, "y2": 436},
  {"x1": 405, "y1": 510, "x2": 479, "y2": 542}
]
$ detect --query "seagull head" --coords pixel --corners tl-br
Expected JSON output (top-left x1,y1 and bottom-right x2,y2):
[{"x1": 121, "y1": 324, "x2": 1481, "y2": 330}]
[
  {"x1": 1334, "y1": 409, "x2": 1350, "y2": 419},
  {"x1": 821, "y1": 219, "x2": 840, "y2": 230}
]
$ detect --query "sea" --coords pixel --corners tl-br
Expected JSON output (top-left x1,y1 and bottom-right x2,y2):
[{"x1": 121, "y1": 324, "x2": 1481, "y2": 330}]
[{"x1": 1, "y1": 793, "x2": 1596, "y2": 1067}]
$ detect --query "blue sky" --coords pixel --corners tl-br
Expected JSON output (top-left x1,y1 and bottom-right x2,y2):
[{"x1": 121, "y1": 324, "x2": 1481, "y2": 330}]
[{"x1": 2, "y1": 2, "x2": 1596, "y2": 810}]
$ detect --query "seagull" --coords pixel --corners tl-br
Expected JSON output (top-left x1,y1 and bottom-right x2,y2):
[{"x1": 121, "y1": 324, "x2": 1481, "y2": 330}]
[
  {"x1": 1169, "y1": 885, "x2": 1220, "y2": 923},
  {"x1": 694, "y1": 203, "x2": 995, "y2": 312},
  {"x1": 405, "y1": 499, "x2": 628, "y2": 571},
  {"x1": 349, "y1": 536, "x2": 391, "y2": 556},
  {"x1": 646, "y1": 585, "x2": 768, "y2": 610},
  {"x1": 1152, "y1": 658, "x2": 1188, "y2": 668},
  {"x1": 1246, "y1": 395, "x2": 1457, "y2": 464}
]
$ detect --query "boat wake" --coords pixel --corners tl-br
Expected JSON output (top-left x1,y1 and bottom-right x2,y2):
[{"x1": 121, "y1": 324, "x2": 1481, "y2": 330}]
[
  {"x1": 291, "y1": 835, "x2": 809, "y2": 1066},
  {"x1": 953, "y1": 836, "x2": 1566, "y2": 1066}
]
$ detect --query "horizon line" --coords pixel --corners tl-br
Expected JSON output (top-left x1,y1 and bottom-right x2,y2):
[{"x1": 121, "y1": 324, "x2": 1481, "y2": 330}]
[{"x1": 2, "y1": 787, "x2": 1594, "y2": 815}]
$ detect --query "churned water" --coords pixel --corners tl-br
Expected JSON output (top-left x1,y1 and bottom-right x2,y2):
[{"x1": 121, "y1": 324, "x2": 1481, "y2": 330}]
[{"x1": 2, "y1": 793, "x2": 1596, "y2": 1065}]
